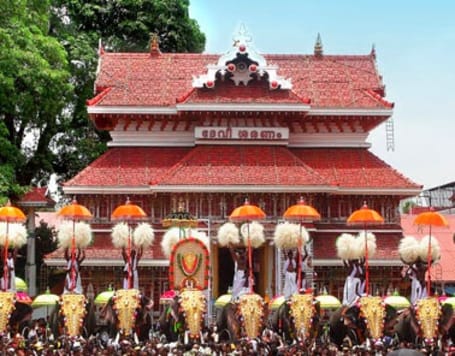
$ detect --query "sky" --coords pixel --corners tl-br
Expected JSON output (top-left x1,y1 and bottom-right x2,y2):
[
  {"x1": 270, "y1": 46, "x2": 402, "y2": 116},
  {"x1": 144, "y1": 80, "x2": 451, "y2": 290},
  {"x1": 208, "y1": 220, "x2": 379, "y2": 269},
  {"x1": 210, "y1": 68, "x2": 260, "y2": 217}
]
[{"x1": 189, "y1": 1, "x2": 455, "y2": 190}]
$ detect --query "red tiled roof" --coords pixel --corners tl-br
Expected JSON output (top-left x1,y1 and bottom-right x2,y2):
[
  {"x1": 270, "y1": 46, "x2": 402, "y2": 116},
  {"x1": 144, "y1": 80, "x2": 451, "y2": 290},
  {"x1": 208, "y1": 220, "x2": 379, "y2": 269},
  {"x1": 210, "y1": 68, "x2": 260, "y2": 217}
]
[
  {"x1": 180, "y1": 80, "x2": 311, "y2": 105},
  {"x1": 157, "y1": 145, "x2": 326, "y2": 186},
  {"x1": 291, "y1": 148, "x2": 420, "y2": 189},
  {"x1": 91, "y1": 52, "x2": 390, "y2": 109},
  {"x1": 401, "y1": 214, "x2": 455, "y2": 281},
  {"x1": 18, "y1": 187, "x2": 55, "y2": 207},
  {"x1": 64, "y1": 147, "x2": 191, "y2": 186},
  {"x1": 65, "y1": 147, "x2": 420, "y2": 190}
]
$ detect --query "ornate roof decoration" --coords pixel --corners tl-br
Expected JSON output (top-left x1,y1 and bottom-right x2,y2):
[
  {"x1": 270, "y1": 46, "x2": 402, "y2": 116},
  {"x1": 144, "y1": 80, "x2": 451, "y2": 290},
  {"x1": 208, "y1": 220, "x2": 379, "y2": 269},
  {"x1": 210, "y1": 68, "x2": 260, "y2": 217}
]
[
  {"x1": 314, "y1": 33, "x2": 323, "y2": 57},
  {"x1": 192, "y1": 25, "x2": 292, "y2": 90},
  {"x1": 150, "y1": 33, "x2": 161, "y2": 55}
]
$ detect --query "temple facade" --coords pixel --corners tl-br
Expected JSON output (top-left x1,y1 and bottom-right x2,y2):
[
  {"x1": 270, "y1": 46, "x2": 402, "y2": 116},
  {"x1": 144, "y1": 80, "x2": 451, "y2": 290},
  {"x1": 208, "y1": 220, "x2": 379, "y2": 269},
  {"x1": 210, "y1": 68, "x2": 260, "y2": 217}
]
[{"x1": 44, "y1": 31, "x2": 421, "y2": 309}]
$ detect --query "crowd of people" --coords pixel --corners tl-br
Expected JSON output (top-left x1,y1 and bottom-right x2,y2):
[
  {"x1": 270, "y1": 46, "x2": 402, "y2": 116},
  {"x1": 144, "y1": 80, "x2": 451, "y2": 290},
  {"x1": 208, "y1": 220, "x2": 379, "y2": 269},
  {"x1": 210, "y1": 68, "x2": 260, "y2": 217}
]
[{"x1": 0, "y1": 321, "x2": 441, "y2": 356}]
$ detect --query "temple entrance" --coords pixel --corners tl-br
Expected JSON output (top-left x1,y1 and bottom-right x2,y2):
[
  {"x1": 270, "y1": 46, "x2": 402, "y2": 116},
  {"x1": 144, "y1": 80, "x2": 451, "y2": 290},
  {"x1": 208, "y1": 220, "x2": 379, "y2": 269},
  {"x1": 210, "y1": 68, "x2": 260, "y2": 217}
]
[
  {"x1": 217, "y1": 247, "x2": 235, "y2": 296},
  {"x1": 216, "y1": 246, "x2": 269, "y2": 297}
]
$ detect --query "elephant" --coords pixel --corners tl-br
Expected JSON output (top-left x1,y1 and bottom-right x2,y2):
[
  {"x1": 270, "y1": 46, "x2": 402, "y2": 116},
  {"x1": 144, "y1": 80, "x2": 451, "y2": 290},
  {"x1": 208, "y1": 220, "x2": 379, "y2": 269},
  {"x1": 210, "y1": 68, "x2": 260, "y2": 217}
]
[
  {"x1": 393, "y1": 298, "x2": 454, "y2": 350},
  {"x1": 9, "y1": 301, "x2": 33, "y2": 335},
  {"x1": 158, "y1": 289, "x2": 207, "y2": 343},
  {"x1": 215, "y1": 293, "x2": 267, "y2": 341},
  {"x1": 269, "y1": 293, "x2": 320, "y2": 346},
  {"x1": 100, "y1": 290, "x2": 153, "y2": 341},
  {"x1": 329, "y1": 299, "x2": 399, "y2": 350},
  {"x1": 48, "y1": 294, "x2": 97, "y2": 338}
]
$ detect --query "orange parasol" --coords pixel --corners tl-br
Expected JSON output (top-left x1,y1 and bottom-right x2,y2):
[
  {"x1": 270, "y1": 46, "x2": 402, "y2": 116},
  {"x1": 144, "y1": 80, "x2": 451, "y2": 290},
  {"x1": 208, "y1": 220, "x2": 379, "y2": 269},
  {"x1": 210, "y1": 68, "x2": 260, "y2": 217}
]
[
  {"x1": 283, "y1": 198, "x2": 321, "y2": 291},
  {"x1": 229, "y1": 199, "x2": 266, "y2": 293},
  {"x1": 413, "y1": 208, "x2": 449, "y2": 296},
  {"x1": 283, "y1": 197, "x2": 321, "y2": 221},
  {"x1": 57, "y1": 198, "x2": 92, "y2": 293},
  {"x1": 111, "y1": 198, "x2": 147, "y2": 221},
  {"x1": 230, "y1": 199, "x2": 266, "y2": 222},
  {"x1": 111, "y1": 198, "x2": 147, "y2": 289},
  {"x1": 57, "y1": 198, "x2": 92, "y2": 221},
  {"x1": 347, "y1": 203, "x2": 384, "y2": 295},
  {"x1": 0, "y1": 200, "x2": 26, "y2": 291},
  {"x1": 0, "y1": 200, "x2": 26, "y2": 223}
]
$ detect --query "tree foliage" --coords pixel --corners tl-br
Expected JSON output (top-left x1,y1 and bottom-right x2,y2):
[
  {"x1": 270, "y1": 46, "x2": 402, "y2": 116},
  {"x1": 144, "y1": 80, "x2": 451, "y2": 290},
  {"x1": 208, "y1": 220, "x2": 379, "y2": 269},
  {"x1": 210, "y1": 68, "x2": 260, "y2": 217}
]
[
  {"x1": 49, "y1": 0, "x2": 206, "y2": 182},
  {"x1": 0, "y1": 0, "x2": 71, "y2": 190},
  {"x1": 0, "y1": 0, "x2": 205, "y2": 192}
]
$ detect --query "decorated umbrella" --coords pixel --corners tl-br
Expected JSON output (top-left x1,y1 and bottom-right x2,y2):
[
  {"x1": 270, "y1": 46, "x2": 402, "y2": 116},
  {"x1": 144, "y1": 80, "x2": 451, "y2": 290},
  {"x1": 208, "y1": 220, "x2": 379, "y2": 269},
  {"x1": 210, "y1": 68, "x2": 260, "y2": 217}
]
[
  {"x1": 214, "y1": 293, "x2": 233, "y2": 308},
  {"x1": 162, "y1": 199, "x2": 198, "y2": 229},
  {"x1": 94, "y1": 287, "x2": 115, "y2": 306},
  {"x1": 270, "y1": 295, "x2": 286, "y2": 310},
  {"x1": 442, "y1": 297, "x2": 455, "y2": 308},
  {"x1": 15, "y1": 277, "x2": 27, "y2": 292},
  {"x1": 112, "y1": 198, "x2": 147, "y2": 289},
  {"x1": 283, "y1": 197, "x2": 321, "y2": 291},
  {"x1": 347, "y1": 203, "x2": 384, "y2": 295},
  {"x1": 32, "y1": 288, "x2": 59, "y2": 317},
  {"x1": 0, "y1": 200, "x2": 26, "y2": 291},
  {"x1": 229, "y1": 198, "x2": 266, "y2": 293},
  {"x1": 16, "y1": 291, "x2": 33, "y2": 305},
  {"x1": 384, "y1": 292, "x2": 411, "y2": 310},
  {"x1": 413, "y1": 208, "x2": 449, "y2": 297},
  {"x1": 315, "y1": 294, "x2": 341, "y2": 310},
  {"x1": 57, "y1": 198, "x2": 92, "y2": 293},
  {"x1": 159, "y1": 289, "x2": 177, "y2": 304}
]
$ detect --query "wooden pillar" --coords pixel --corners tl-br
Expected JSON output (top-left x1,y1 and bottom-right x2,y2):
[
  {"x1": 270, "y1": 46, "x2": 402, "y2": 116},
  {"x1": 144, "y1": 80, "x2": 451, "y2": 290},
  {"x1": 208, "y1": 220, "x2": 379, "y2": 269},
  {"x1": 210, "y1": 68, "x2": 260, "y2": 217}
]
[{"x1": 211, "y1": 243, "x2": 219, "y2": 298}]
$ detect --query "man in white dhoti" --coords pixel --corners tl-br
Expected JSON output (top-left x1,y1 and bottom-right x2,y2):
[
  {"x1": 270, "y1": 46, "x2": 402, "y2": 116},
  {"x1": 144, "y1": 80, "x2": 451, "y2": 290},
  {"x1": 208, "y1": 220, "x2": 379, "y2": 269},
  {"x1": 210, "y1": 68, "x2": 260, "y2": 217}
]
[
  {"x1": 230, "y1": 247, "x2": 249, "y2": 299},
  {"x1": 1, "y1": 249, "x2": 17, "y2": 291},
  {"x1": 122, "y1": 247, "x2": 143, "y2": 290},
  {"x1": 406, "y1": 260, "x2": 427, "y2": 304},
  {"x1": 63, "y1": 248, "x2": 85, "y2": 294},
  {"x1": 342, "y1": 259, "x2": 362, "y2": 306},
  {"x1": 283, "y1": 250, "x2": 297, "y2": 298}
]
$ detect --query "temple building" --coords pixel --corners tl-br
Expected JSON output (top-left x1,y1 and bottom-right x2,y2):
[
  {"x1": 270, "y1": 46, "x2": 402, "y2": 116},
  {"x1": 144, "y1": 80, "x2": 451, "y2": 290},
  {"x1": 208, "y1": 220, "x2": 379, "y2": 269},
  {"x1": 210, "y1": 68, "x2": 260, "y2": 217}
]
[{"x1": 44, "y1": 30, "x2": 421, "y2": 308}]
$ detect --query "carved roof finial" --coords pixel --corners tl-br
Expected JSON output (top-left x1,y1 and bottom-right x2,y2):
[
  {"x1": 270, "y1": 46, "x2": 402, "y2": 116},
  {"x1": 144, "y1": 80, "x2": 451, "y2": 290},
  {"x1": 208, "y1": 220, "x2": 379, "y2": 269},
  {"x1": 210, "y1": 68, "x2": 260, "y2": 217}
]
[
  {"x1": 314, "y1": 33, "x2": 323, "y2": 57},
  {"x1": 370, "y1": 43, "x2": 376, "y2": 60},
  {"x1": 98, "y1": 38, "x2": 105, "y2": 56},
  {"x1": 150, "y1": 33, "x2": 161, "y2": 55}
]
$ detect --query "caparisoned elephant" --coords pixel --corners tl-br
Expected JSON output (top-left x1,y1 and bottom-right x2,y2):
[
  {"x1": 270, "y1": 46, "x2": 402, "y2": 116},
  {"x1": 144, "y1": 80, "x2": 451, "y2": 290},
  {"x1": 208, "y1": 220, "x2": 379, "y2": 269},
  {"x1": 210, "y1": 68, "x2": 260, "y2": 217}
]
[
  {"x1": 270, "y1": 293, "x2": 320, "y2": 346},
  {"x1": 215, "y1": 293, "x2": 267, "y2": 341},
  {"x1": 394, "y1": 298, "x2": 454, "y2": 350},
  {"x1": 100, "y1": 289, "x2": 153, "y2": 341},
  {"x1": 329, "y1": 298, "x2": 398, "y2": 350},
  {"x1": 158, "y1": 289, "x2": 206, "y2": 343}
]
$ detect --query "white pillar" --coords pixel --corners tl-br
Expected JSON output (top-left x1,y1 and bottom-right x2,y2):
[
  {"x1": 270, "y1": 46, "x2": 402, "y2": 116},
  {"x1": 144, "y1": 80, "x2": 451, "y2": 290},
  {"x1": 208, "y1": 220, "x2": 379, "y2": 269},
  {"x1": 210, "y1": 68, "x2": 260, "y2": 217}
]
[{"x1": 25, "y1": 208, "x2": 37, "y2": 296}]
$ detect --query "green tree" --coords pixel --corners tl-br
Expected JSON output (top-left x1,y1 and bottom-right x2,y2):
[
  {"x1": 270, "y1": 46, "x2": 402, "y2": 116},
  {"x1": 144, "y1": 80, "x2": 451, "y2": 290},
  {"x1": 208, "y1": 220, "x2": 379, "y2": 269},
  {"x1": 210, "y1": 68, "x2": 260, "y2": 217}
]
[
  {"x1": 0, "y1": 0, "x2": 205, "y2": 189},
  {"x1": 0, "y1": 0, "x2": 72, "y2": 187},
  {"x1": 49, "y1": 0, "x2": 206, "y2": 181},
  {"x1": 0, "y1": 122, "x2": 27, "y2": 203}
]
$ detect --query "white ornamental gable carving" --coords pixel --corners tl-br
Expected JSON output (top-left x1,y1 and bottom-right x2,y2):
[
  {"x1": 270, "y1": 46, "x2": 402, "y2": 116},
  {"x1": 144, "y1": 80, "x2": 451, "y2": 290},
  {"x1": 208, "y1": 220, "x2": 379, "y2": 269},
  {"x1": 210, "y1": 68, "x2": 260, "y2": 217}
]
[{"x1": 192, "y1": 25, "x2": 292, "y2": 90}]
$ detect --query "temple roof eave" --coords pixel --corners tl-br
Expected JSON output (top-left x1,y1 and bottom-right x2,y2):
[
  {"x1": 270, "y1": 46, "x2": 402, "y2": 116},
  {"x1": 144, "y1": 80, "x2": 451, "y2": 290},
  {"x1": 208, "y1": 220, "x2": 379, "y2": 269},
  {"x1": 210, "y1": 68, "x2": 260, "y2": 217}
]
[
  {"x1": 45, "y1": 258, "x2": 169, "y2": 267},
  {"x1": 62, "y1": 185, "x2": 421, "y2": 196},
  {"x1": 314, "y1": 259, "x2": 403, "y2": 267},
  {"x1": 87, "y1": 105, "x2": 393, "y2": 117},
  {"x1": 44, "y1": 257, "x2": 402, "y2": 267},
  {"x1": 62, "y1": 186, "x2": 151, "y2": 195}
]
